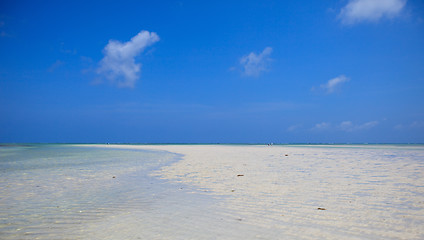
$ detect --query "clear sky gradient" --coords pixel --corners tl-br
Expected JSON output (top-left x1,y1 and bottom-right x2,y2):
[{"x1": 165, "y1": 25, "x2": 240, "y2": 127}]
[{"x1": 1, "y1": 0, "x2": 423, "y2": 143}]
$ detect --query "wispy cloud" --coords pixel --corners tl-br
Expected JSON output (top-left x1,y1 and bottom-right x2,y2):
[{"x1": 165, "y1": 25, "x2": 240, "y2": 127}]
[
  {"x1": 97, "y1": 30, "x2": 159, "y2": 88},
  {"x1": 410, "y1": 121, "x2": 424, "y2": 128},
  {"x1": 287, "y1": 124, "x2": 302, "y2": 132},
  {"x1": 312, "y1": 122, "x2": 331, "y2": 130},
  {"x1": 394, "y1": 120, "x2": 424, "y2": 130},
  {"x1": 48, "y1": 60, "x2": 64, "y2": 72},
  {"x1": 338, "y1": 0, "x2": 407, "y2": 25},
  {"x1": 311, "y1": 120, "x2": 379, "y2": 131},
  {"x1": 319, "y1": 75, "x2": 350, "y2": 94},
  {"x1": 339, "y1": 121, "x2": 379, "y2": 131},
  {"x1": 240, "y1": 47, "x2": 272, "y2": 77}
]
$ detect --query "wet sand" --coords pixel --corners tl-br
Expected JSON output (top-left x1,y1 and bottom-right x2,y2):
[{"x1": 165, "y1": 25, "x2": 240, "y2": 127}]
[{"x1": 84, "y1": 144, "x2": 424, "y2": 239}]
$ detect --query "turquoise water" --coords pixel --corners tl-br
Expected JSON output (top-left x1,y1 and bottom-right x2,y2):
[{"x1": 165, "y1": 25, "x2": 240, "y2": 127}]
[
  {"x1": 0, "y1": 145, "x2": 181, "y2": 239},
  {"x1": 1, "y1": 144, "x2": 424, "y2": 239}
]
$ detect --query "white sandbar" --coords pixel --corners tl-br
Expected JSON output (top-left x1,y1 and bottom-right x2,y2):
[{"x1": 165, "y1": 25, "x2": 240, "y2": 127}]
[{"x1": 85, "y1": 144, "x2": 424, "y2": 239}]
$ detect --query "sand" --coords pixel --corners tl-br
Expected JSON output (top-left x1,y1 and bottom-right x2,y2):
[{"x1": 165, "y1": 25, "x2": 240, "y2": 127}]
[{"x1": 82, "y1": 144, "x2": 424, "y2": 239}]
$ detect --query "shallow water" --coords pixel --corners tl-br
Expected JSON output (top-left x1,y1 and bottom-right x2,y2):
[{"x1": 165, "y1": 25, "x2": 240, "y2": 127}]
[
  {"x1": 150, "y1": 144, "x2": 424, "y2": 239},
  {"x1": 1, "y1": 144, "x2": 424, "y2": 239},
  {"x1": 0, "y1": 145, "x2": 187, "y2": 239}
]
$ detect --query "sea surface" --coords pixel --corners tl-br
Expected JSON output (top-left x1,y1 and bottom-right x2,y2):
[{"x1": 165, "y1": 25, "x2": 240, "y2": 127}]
[
  {"x1": 0, "y1": 144, "x2": 196, "y2": 239},
  {"x1": 1, "y1": 144, "x2": 424, "y2": 239}
]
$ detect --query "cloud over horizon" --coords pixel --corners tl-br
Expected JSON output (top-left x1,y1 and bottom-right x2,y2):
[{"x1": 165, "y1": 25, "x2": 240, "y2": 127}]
[
  {"x1": 320, "y1": 75, "x2": 350, "y2": 93},
  {"x1": 240, "y1": 47, "x2": 272, "y2": 77},
  {"x1": 338, "y1": 0, "x2": 407, "y2": 25},
  {"x1": 313, "y1": 122, "x2": 331, "y2": 130},
  {"x1": 339, "y1": 121, "x2": 379, "y2": 131},
  {"x1": 311, "y1": 120, "x2": 379, "y2": 132},
  {"x1": 97, "y1": 30, "x2": 159, "y2": 88},
  {"x1": 395, "y1": 120, "x2": 424, "y2": 130}
]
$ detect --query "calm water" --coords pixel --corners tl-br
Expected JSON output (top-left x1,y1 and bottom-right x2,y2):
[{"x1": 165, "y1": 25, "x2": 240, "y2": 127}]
[
  {"x1": 1, "y1": 144, "x2": 424, "y2": 239},
  {"x1": 0, "y1": 144, "x2": 182, "y2": 239}
]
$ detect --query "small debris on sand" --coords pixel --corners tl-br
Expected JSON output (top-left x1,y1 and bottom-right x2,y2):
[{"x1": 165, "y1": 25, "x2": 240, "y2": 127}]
[
  {"x1": 237, "y1": 174, "x2": 244, "y2": 177},
  {"x1": 112, "y1": 176, "x2": 116, "y2": 178},
  {"x1": 231, "y1": 189, "x2": 235, "y2": 192},
  {"x1": 317, "y1": 208, "x2": 326, "y2": 210},
  {"x1": 285, "y1": 154, "x2": 289, "y2": 156}
]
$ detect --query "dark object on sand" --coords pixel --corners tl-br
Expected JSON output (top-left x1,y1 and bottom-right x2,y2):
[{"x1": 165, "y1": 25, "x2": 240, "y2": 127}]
[
  {"x1": 237, "y1": 174, "x2": 244, "y2": 177},
  {"x1": 317, "y1": 208, "x2": 326, "y2": 210}
]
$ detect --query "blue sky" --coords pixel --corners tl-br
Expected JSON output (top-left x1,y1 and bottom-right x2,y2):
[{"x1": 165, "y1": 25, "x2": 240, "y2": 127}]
[{"x1": 0, "y1": 0, "x2": 423, "y2": 143}]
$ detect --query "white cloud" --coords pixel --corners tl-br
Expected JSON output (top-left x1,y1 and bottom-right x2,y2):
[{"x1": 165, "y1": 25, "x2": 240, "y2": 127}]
[
  {"x1": 320, "y1": 75, "x2": 350, "y2": 93},
  {"x1": 313, "y1": 122, "x2": 331, "y2": 130},
  {"x1": 339, "y1": 120, "x2": 379, "y2": 131},
  {"x1": 339, "y1": 0, "x2": 407, "y2": 25},
  {"x1": 339, "y1": 121, "x2": 354, "y2": 131},
  {"x1": 287, "y1": 124, "x2": 302, "y2": 132},
  {"x1": 312, "y1": 120, "x2": 379, "y2": 132},
  {"x1": 395, "y1": 121, "x2": 424, "y2": 130},
  {"x1": 240, "y1": 47, "x2": 272, "y2": 77},
  {"x1": 97, "y1": 30, "x2": 159, "y2": 88},
  {"x1": 359, "y1": 121, "x2": 379, "y2": 129}
]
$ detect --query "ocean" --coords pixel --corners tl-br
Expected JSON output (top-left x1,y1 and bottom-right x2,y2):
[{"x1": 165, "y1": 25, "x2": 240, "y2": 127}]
[
  {"x1": 0, "y1": 144, "x2": 192, "y2": 239},
  {"x1": 1, "y1": 144, "x2": 424, "y2": 239}
]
